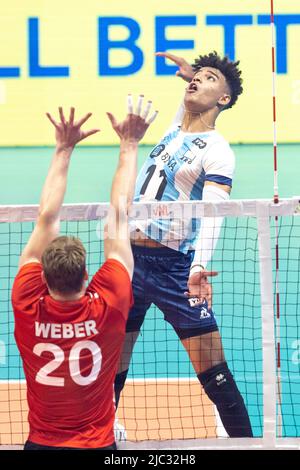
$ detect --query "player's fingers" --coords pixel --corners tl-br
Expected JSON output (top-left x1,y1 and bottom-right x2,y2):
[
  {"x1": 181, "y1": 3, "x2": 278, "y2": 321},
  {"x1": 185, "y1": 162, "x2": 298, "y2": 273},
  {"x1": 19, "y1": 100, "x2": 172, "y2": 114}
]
[
  {"x1": 203, "y1": 270, "x2": 218, "y2": 277},
  {"x1": 45, "y1": 113, "x2": 59, "y2": 129},
  {"x1": 84, "y1": 128, "x2": 101, "y2": 138},
  {"x1": 141, "y1": 100, "x2": 152, "y2": 120},
  {"x1": 106, "y1": 112, "x2": 118, "y2": 129},
  {"x1": 58, "y1": 107, "x2": 67, "y2": 127},
  {"x1": 76, "y1": 112, "x2": 93, "y2": 128},
  {"x1": 135, "y1": 94, "x2": 144, "y2": 116},
  {"x1": 206, "y1": 285, "x2": 213, "y2": 310},
  {"x1": 79, "y1": 129, "x2": 101, "y2": 141},
  {"x1": 69, "y1": 107, "x2": 75, "y2": 126},
  {"x1": 147, "y1": 110, "x2": 159, "y2": 125},
  {"x1": 155, "y1": 51, "x2": 184, "y2": 65},
  {"x1": 184, "y1": 291, "x2": 201, "y2": 299},
  {"x1": 184, "y1": 291, "x2": 203, "y2": 301},
  {"x1": 127, "y1": 94, "x2": 134, "y2": 114}
]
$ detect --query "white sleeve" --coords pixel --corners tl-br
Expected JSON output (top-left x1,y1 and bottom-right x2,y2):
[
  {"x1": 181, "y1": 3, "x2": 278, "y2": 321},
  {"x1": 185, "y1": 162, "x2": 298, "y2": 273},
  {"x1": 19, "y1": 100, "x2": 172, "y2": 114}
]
[
  {"x1": 171, "y1": 101, "x2": 185, "y2": 126},
  {"x1": 158, "y1": 100, "x2": 185, "y2": 141},
  {"x1": 190, "y1": 184, "x2": 229, "y2": 275}
]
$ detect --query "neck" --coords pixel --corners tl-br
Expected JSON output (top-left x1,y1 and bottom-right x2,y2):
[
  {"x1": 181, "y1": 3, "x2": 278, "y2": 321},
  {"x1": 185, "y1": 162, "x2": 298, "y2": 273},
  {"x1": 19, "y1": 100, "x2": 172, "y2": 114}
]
[
  {"x1": 181, "y1": 109, "x2": 217, "y2": 133},
  {"x1": 50, "y1": 289, "x2": 85, "y2": 302}
]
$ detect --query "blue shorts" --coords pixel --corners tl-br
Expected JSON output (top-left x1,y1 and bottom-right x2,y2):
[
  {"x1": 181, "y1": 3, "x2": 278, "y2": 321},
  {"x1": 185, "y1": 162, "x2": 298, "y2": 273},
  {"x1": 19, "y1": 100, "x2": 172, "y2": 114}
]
[{"x1": 126, "y1": 244, "x2": 219, "y2": 339}]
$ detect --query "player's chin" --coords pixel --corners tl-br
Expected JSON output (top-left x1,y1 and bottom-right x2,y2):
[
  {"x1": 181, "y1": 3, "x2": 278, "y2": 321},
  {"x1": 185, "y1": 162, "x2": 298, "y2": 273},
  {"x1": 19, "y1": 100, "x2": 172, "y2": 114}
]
[{"x1": 184, "y1": 95, "x2": 205, "y2": 113}]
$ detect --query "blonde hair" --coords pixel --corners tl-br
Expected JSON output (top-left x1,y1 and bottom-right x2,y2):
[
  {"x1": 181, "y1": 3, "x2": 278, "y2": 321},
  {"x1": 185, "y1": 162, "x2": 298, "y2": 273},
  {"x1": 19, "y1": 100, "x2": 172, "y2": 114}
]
[{"x1": 42, "y1": 236, "x2": 86, "y2": 294}]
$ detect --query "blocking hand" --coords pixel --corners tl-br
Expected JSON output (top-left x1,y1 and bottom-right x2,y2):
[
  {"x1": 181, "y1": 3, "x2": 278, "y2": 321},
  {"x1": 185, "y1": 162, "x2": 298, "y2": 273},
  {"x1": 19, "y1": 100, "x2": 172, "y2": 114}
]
[
  {"x1": 46, "y1": 107, "x2": 100, "y2": 152},
  {"x1": 107, "y1": 95, "x2": 158, "y2": 143}
]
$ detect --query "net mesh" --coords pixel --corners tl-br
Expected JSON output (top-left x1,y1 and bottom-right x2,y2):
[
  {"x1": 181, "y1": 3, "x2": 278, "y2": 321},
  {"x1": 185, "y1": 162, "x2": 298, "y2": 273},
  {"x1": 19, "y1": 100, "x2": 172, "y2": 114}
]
[
  {"x1": 273, "y1": 216, "x2": 300, "y2": 437},
  {"x1": 0, "y1": 199, "x2": 299, "y2": 447}
]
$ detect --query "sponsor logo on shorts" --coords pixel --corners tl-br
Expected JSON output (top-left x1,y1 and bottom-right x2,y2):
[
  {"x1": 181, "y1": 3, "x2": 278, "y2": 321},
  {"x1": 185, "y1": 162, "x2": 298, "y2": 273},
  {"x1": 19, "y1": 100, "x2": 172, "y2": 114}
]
[
  {"x1": 188, "y1": 299, "x2": 212, "y2": 319},
  {"x1": 188, "y1": 297, "x2": 201, "y2": 307},
  {"x1": 199, "y1": 307, "x2": 211, "y2": 319}
]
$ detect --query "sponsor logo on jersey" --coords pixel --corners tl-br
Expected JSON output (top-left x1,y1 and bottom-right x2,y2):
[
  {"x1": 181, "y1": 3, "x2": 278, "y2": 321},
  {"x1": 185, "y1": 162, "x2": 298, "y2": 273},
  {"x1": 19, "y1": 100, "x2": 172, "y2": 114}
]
[
  {"x1": 150, "y1": 144, "x2": 165, "y2": 159},
  {"x1": 192, "y1": 138, "x2": 207, "y2": 150},
  {"x1": 160, "y1": 152, "x2": 177, "y2": 171},
  {"x1": 179, "y1": 148, "x2": 197, "y2": 164}
]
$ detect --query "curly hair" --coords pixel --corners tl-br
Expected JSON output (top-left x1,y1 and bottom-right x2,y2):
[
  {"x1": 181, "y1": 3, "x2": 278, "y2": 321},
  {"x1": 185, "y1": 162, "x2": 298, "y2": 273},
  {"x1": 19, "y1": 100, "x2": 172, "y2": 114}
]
[{"x1": 192, "y1": 51, "x2": 243, "y2": 110}]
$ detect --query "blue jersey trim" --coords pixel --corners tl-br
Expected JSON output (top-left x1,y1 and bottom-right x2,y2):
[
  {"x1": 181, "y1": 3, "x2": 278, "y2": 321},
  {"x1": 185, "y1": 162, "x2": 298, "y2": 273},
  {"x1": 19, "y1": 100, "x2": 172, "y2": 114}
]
[{"x1": 205, "y1": 174, "x2": 232, "y2": 187}]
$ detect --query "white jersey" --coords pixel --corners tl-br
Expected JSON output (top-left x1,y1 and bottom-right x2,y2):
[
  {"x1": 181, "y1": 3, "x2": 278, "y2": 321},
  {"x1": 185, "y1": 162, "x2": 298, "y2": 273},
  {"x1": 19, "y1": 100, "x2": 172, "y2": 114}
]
[{"x1": 131, "y1": 123, "x2": 235, "y2": 253}]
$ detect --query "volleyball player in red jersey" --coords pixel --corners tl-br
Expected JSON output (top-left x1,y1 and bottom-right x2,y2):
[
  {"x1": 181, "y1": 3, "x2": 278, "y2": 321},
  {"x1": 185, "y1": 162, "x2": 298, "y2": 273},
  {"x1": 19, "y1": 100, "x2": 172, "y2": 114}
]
[{"x1": 11, "y1": 99, "x2": 157, "y2": 450}]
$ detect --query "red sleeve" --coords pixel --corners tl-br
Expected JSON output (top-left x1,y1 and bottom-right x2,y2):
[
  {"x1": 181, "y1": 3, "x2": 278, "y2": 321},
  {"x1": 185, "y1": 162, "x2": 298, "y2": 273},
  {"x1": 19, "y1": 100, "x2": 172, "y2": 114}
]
[
  {"x1": 87, "y1": 259, "x2": 133, "y2": 316},
  {"x1": 11, "y1": 263, "x2": 48, "y2": 313}
]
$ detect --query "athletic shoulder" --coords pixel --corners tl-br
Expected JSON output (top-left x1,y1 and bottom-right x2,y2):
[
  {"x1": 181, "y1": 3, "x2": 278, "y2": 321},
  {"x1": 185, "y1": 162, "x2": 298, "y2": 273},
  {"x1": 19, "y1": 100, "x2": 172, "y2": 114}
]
[
  {"x1": 205, "y1": 133, "x2": 235, "y2": 163},
  {"x1": 203, "y1": 133, "x2": 235, "y2": 181}
]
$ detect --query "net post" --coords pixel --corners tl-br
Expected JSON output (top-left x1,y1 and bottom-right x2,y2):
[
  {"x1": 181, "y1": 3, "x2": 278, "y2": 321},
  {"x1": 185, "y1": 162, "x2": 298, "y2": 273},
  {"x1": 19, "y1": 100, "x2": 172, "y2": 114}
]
[{"x1": 257, "y1": 203, "x2": 276, "y2": 447}]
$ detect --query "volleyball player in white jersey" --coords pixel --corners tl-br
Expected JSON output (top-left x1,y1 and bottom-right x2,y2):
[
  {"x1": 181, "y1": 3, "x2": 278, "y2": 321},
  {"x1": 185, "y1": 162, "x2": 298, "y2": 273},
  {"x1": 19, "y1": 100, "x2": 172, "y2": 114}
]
[{"x1": 115, "y1": 51, "x2": 253, "y2": 437}]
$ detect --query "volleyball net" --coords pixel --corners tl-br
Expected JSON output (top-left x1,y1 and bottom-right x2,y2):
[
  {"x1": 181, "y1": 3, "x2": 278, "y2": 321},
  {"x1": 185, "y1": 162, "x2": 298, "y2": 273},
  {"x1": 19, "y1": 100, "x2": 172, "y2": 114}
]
[{"x1": 0, "y1": 198, "x2": 300, "y2": 449}]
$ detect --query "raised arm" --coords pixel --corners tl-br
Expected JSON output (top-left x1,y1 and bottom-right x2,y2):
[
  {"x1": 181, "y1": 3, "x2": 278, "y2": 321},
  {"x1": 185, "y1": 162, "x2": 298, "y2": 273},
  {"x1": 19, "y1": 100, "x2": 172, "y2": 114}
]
[
  {"x1": 19, "y1": 107, "x2": 99, "y2": 268},
  {"x1": 155, "y1": 52, "x2": 195, "y2": 127},
  {"x1": 156, "y1": 52, "x2": 194, "y2": 82},
  {"x1": 104, "y1": 95, "x2": 158, "y2": 278}
]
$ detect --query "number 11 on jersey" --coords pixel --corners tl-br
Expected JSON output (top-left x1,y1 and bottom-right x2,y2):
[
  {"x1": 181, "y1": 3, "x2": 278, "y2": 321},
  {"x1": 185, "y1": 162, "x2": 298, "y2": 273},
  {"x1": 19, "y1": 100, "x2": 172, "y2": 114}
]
[{"x1": 140, "y1": 164, "x2": 167, "y2": 200}]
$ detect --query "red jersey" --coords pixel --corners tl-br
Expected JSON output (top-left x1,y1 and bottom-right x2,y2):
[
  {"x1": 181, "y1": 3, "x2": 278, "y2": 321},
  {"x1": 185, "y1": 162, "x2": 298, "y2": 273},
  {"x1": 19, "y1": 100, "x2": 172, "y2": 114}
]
[{"x1": 11, "y1": 259, "x2": 133, "y2": 448}]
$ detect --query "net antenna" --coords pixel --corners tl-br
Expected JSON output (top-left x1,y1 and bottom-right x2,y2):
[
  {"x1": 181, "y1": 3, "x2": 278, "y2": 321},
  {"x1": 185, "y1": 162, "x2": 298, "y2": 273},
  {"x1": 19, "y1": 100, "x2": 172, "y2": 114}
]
[{"x1": 270, "y1": 0, "x2": 282, "y2": 437}]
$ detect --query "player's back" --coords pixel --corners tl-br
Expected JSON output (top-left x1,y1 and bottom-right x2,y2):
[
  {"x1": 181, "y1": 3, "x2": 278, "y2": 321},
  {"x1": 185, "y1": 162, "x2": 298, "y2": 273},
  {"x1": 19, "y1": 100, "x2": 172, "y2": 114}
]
[{"x1": 12, "y1": 259, "x2": 133, "y2": 448}]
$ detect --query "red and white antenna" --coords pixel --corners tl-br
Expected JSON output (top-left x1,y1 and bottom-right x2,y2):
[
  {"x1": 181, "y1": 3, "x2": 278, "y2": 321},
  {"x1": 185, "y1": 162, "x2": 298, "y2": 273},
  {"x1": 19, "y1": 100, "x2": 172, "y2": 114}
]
[
  {"x1": 271, "y1": 0, "x2": 279, "y2": 204},
  {"x1": 270, "y1": 0, "x2": 282, "y2": 437}
]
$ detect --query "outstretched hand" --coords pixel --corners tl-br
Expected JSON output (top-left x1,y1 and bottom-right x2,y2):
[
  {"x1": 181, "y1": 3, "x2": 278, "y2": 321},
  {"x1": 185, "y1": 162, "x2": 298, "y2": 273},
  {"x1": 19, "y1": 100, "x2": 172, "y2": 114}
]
[
  {"x1": 46, "y1": 107, "x2": 100, "y2": 152},
  {"x1": 156, "y1": 52, "x2": 194, "y2": 82},
  {"x1": 107, "y1": 95, "x2": 158, "y2": 143},
  {"x1": 185, "y1": 270, "x2": 218, "y2": 310}
]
